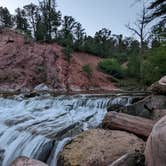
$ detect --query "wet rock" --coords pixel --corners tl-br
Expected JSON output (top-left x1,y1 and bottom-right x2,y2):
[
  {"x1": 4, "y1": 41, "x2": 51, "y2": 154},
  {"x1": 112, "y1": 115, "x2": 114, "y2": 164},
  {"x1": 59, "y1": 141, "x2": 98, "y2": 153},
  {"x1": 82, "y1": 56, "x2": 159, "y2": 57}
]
[
  {"x1": 24, "y1": 91, "x2": 39, "y2": 98},
  {"x1": 145, "y1": 115, "x2": 166, "y2": 166},
  {"x1": 34, "y1": 83, "x2": 51, "y2": 92},
  {"x1": 58, "y1": 129, "x2": 145, "y2": 166},
  {"x1": 108, "y1": 95, "x2": 166, "y2": 119},
  {"x1": 150, "y1": 76, "x2": 166, "y2": 95},
  {"x1": 35, "y1": 140, "x2": 54, "y2": 162},
  {"x1": 10, "y1": 156, "x2": 48, "y2": 166},
  {"x1": 0, "y1": 149, "x2": 5, "y2": 165},
  {"x1": 107, "y1": 104, "x2": 124, "y2": 112}
]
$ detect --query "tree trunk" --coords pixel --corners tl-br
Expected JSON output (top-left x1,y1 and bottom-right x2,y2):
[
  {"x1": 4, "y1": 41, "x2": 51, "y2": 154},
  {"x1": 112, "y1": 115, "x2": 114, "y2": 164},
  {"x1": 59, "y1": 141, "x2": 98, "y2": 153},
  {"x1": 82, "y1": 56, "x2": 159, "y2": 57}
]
[{"x1": 102, "y1": 112, "x2": 155, "y2": 139}]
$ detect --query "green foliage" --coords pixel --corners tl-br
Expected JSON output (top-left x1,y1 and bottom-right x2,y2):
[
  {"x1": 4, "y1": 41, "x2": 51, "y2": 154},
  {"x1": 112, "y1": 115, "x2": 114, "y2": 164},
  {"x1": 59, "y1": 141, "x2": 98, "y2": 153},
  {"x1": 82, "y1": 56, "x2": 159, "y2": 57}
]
[
  {"x1": 148, "y1": 0, "x2": 166, "y2": 41},
  {"x1": 35, "y1": 18, "x2": 46, "y2": 41},
  {"x1": 142, "y1": 45, "x2": 166, "y2": 84},
  {"x1": 23, "y1": 3, "x2": 39, "y2": 38},
  {"x1": 24, "y1": 32, "x2": 33, "y2": 44},
  {"x1": 98, "y1": 58, "x2": 124, "y2": 78},
  {"x1": 62, "y1": 46, "x2": 73, "y2": 62},
  {"x1": 125, "y1": 40, "x2": 141, "y2": 78},
  {"x1": 127, "y1": 55, "x2": 140, "y2": 78},
  {"x1": 58, "y1": 16, "x2": 76, "y2": 47},
  {"x1": 82, "y1": 64, "x2": 93, "y2": 77},
  {"x1": 53, "y1": 51, "x2": 59, "y2": 61},
  {"x1": 148, "y1": 0, "x2": 166, "y2": 20},
  {"x1": 0, "y1": 7, "x2": 13, "y2": 28},
  {"x1": 14, "y1": 8, "x2": 30, "y2": 34},
  {"x1": 73, "y1": 22, "x2": 85, "y2": 51},
  {"x1": 39, "y1": 0, "x2": 61, "y2": 41}
]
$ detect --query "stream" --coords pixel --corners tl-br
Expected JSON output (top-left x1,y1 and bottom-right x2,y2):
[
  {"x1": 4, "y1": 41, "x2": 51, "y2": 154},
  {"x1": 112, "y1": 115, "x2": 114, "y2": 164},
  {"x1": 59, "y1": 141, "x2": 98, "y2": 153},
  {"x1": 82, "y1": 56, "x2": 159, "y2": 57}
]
[{"x1": 0, "y1": 93, "x2": 137, "y2": 166}]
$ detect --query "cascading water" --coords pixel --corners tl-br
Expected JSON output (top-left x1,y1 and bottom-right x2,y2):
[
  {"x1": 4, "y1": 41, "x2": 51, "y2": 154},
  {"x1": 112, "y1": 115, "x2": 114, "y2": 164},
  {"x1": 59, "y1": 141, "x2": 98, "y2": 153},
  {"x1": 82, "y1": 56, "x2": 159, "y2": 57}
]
[{"x1": 0, "y1": 94, "x2": 133, "y2": 166}]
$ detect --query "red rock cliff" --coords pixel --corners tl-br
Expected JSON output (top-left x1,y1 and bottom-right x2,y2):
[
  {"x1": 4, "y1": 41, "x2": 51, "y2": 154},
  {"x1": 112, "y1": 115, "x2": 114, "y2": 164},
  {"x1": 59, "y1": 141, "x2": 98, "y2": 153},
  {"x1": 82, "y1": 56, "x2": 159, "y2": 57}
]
[{"x1": 0, "y1": 29, "x2": 115, "y2": 92}]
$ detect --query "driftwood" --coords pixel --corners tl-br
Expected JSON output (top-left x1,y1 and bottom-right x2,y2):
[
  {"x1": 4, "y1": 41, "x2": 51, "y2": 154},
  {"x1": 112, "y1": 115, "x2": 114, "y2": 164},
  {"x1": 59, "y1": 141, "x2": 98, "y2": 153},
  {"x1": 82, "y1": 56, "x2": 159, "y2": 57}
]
[{"x1": 102, "y1": 112, "x2": 155, "y2": 139}]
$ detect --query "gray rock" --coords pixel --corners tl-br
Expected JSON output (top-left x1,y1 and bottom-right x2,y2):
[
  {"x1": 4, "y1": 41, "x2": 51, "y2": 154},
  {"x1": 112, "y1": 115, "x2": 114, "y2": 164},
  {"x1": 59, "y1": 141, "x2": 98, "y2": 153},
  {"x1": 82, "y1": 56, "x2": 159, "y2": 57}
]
[{"x1": 10, "y1": 156, "x2": 48, "y2": 166}]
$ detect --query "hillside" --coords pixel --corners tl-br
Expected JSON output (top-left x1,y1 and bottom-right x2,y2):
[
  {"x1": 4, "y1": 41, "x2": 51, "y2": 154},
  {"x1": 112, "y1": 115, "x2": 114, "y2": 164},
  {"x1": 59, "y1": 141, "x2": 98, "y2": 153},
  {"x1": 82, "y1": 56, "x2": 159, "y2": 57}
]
[{"x1": 0, "y1": 29, "x2": 115, "y2": 92}]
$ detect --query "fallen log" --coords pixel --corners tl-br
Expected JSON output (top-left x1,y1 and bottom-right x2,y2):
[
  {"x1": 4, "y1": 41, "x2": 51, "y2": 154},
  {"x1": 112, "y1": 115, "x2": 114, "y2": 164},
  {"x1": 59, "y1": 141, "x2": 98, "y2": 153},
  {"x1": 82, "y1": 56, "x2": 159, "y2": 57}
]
[{"x1": 102, "y1": 112, "x2": 155, "y2": 139}]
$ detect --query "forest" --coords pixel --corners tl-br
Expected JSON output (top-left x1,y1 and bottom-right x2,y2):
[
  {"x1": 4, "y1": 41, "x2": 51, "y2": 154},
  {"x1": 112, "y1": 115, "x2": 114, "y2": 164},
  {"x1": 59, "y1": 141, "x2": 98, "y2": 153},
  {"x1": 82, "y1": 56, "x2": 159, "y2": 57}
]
[{"x1": 0, "y1": 0, "x2": 165, "y2": 85}]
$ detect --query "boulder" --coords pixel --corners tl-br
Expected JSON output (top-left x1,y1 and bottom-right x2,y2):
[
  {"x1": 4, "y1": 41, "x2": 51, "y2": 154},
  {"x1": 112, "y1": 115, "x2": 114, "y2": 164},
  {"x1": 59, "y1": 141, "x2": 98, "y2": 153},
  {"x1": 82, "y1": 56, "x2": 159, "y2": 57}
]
[
  {"x1": 152, "y1": 109, "x2": 166, "y2": 120},
  {"x1": 34, "y1": 83, "x2": 51, "y2": 92},
  {"x1": 58, "y1": 129, "x2": 145, "y2": 166},
  {"x1": 10, "y1": 156, "x2": 48, "y2": 166},
  {"x1": 150, "y1": 76, "x2": 166, "y2": 95},
  {"x1": 107, "y1": 95, "x2": 166, "y2": 119},
  {"x1": 145, "y1": 115, "x2": 166, "y2": 166}
]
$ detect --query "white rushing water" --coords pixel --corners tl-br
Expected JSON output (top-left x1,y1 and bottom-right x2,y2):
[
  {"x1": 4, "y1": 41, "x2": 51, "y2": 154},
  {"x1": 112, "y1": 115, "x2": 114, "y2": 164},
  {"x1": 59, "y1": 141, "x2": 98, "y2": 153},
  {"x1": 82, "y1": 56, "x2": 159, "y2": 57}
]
[{"x1": 0, "y1": 94, "x2": 133, "y2": 166}]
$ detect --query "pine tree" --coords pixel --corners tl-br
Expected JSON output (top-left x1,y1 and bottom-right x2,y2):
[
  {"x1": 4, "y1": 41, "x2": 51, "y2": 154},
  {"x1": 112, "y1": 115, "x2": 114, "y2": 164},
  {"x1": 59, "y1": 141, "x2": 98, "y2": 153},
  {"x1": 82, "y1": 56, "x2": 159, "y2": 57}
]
[
  {"x1": 148, "y1": 0, "x2": 166, "y2": 20},
  {"x1": 23, "y1": 3, "x2": 39, "y2": 38},
  {"x1": 14, "y1": 8, "x2": 30, "y2": 34},
  {"x1": 39, "y1": 0, "x2": 61, "y2": 41},
  {"x1": 148, "y1": 0, "x2": 166, "y2": 40},
  {"x1": 0, "y1": 7, "x2": 13, "y2": 28},
  {"x1": 73, "y1": 22, "x2": 85, "y2": 50},
  {"x1": 59, "y1": 16, "x2": 77, "y2": 46}
]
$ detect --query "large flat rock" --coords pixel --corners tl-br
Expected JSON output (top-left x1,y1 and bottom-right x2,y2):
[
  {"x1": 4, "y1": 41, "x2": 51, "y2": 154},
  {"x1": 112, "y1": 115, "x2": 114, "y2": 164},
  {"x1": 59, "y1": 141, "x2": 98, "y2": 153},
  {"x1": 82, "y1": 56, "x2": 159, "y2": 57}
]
[{"x1": 58, "y1": 129, "x2": 145, "y2": 166}]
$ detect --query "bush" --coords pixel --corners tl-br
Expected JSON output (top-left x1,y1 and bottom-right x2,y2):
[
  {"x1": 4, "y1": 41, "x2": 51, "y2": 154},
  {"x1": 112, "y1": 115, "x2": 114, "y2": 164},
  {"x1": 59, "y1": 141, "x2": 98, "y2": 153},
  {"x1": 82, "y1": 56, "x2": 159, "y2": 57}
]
[
  {"x1": 82, "y1": 64, "x2": 93, "y2": 77},
  {"x1": 98, "y1": 58, "x2": 124, "y2": 78},
  {"x1": 62, "y1": 46, "x2": 73, "y2": 62},
  {"x1": 53, "y1": 51, "x2": 59, "y2": 61},
  {"x1": 142, "y1": 45, "x2": 166, "y2": 85},
  {"x1": 127, "y1": 55, "x2": 140, "y2": 78},
  {"x1": 142, "y1": 61, "x2": 159, "y2": 84}
]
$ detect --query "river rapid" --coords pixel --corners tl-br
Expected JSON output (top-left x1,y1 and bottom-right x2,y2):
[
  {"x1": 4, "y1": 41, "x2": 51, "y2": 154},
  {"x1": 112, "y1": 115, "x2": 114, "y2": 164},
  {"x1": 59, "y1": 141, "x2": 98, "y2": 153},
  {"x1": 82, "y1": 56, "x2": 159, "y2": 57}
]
[{"x1": 0, "y1": 93, "x2": 135, "y2": 166}]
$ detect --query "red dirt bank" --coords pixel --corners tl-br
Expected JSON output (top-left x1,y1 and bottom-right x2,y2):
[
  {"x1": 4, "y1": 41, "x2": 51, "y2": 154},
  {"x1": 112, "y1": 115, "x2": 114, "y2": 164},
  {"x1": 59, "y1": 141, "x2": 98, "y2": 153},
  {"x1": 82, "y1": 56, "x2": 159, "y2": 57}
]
[{"x1": 0, "y1": 29, "x2": 115, "y2": 92}]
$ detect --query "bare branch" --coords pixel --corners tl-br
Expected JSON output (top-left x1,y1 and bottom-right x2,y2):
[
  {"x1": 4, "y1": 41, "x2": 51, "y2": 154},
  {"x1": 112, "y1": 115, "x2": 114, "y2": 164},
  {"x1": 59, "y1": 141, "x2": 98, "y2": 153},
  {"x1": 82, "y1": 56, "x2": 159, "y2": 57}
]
[{"x1": 126, "y1": 24, "x2": 141, "y2": 38}]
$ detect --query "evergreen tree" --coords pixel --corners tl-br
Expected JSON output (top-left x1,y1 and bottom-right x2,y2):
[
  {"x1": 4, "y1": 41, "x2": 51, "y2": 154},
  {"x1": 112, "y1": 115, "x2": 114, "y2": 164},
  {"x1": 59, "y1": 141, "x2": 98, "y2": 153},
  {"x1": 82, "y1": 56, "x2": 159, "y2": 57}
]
[
  {"x1": 40, "y1": 0, "x2": 61, "y2": 41},
  {"x1": 94, "y1": 28, "x2": 112, "y2": 57},
  {"x1": 23, "y1": 3, "x2": 39, "y2": 38},
  {"x1": 59, "y1": 16, "x2": 77, "y2": 46},
  {"x1": 73, "y1": 22, "x2": 85, "y2": 50},
  {"x1": 35, "y1": 15, "x2": 46, "y2": 41},
  {"x1": 0, "y1": 7, "x2": 13, "y2": 28},
  {"x1": 14, "y1": 8, "x2": 30, "y2": 33},
  {"x1": 148, "y1": 0, "x2": 166, "y2": 20},
  {"x1": 148, "y1": 0, "x2": 166, "y2": 41}
]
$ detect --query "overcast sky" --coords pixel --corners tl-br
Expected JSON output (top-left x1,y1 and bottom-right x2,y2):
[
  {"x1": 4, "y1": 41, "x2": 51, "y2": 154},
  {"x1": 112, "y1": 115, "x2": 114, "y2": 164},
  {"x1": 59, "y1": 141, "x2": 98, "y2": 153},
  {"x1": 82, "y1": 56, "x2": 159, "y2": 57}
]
[{"x1": 0, "y1": 0, "x2": 152, "y2": 37}]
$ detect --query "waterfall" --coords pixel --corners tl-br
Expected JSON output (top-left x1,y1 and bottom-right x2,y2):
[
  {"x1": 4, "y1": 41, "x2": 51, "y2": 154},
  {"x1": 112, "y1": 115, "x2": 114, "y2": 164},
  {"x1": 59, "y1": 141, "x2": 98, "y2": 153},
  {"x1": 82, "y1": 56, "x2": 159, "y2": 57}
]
[{"x1": 0, "y1": 94, "x2": 133, "y2": 166}]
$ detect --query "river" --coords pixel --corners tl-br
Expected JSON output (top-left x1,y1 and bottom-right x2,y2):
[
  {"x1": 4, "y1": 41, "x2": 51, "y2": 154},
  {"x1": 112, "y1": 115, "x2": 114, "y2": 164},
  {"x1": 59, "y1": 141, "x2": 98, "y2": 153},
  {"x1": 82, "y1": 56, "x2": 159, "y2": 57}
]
[{"x1": 0, "y1": 93, "x2": 134, "y2": 166}]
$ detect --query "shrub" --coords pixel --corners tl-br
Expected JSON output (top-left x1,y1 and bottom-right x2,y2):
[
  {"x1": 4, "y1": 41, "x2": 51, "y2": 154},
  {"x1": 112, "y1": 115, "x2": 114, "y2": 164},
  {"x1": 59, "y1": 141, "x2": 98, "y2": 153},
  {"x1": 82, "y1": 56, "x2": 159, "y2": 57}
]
[
  {"x1": 127, "y1": 55, "x2": 140, "y2": 78},
  {"x1": 82, "y1": 64, "x2": 93, "y2": 77},
  {"x1": 62, "y1": 46, "x2": 73, "y2": 62},
  {"x1": 98, "y1": 58, "x2": 124, "y2": 78},
  {"x1": 142, "y1": 45, "x2": 166, "y2": 85},
  {"x1": 53, "y1": 51, "x2": 59, "y2": 61}
]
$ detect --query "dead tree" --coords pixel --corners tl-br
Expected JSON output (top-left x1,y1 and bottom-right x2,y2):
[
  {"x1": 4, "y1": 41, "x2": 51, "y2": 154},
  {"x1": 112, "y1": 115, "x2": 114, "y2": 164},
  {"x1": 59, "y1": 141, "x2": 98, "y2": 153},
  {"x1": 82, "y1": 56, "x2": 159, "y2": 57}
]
[{"x1": 126, "y1": 6, "x2": 149, "y2": 81}]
